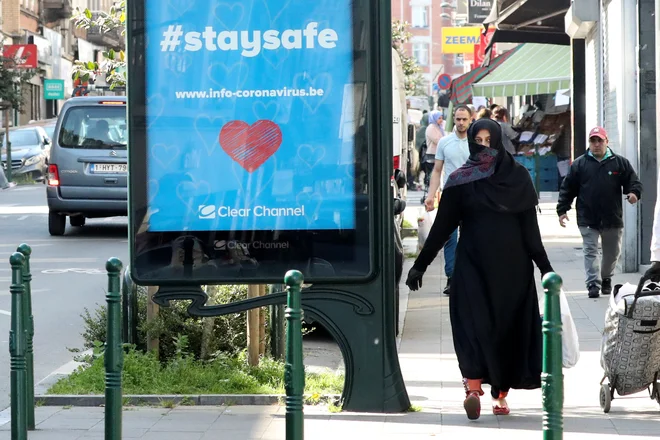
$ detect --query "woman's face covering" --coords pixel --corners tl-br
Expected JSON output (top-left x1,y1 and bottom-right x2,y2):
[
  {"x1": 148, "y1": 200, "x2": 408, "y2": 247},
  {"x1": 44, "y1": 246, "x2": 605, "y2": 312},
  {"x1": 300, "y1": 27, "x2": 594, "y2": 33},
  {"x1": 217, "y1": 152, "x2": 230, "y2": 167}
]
[{"x1": 475, "y1": 129, "x2": 492, "y2": 148}]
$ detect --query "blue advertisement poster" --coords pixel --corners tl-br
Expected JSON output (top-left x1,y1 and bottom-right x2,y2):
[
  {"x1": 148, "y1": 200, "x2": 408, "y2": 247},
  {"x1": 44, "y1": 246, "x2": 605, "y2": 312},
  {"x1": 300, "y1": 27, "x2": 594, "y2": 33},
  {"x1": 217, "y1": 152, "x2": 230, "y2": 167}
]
[{"x1": 145, "y1": 0, "x2": 356, "y2": 232}]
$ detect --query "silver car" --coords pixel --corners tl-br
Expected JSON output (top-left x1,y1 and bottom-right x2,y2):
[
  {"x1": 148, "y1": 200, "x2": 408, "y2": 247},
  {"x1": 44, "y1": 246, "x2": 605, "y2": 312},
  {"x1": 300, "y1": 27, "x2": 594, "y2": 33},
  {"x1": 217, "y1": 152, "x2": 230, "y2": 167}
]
[
  {"x1": 1, "y1": 126, "x2": 51, "y2": 181},
  {"x1": 46, "y1": 96, "x2": 127, "y2": 236}
]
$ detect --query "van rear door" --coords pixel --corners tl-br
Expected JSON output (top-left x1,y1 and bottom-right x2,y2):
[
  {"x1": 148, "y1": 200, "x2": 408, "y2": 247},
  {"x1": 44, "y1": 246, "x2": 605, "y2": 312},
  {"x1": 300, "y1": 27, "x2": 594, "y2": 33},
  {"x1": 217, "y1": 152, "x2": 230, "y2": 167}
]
[{"x1": 55, "y1": 102, "x2": 128, "y2": 200}]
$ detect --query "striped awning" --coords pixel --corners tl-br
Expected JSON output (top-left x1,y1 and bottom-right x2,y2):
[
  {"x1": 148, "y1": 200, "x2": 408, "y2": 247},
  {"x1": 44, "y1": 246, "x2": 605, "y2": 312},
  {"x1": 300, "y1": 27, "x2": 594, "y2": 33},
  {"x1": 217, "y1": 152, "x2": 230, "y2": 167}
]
[
  {"x1": 448, "y1": 46, "x2": 522, "y2": 105},
  {"x1": 471, "y1": 43, "x2": 571, "y2": 97}
]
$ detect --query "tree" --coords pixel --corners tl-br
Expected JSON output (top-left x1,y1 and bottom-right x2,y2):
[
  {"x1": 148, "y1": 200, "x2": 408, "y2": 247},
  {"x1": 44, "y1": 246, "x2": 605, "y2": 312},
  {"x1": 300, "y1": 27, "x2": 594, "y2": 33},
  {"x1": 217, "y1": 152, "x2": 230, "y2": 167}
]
[
  {"x1": 391, "y1": 20, "x2": 426, "y2": 95},
  {"x1": 0, "y1": 54, "x2": 37, "y2": 112},
  {"x1": 71, "y1": 0, "x2": 126, "y2": 89}
]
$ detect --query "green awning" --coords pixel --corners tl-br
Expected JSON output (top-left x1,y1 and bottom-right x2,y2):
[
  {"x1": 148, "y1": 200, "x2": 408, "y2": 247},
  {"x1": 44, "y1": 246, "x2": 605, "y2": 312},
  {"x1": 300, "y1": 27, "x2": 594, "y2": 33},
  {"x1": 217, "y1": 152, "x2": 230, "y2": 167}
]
[{"x1": 471, "y1": 43, "x2": 571, "y2": 97}]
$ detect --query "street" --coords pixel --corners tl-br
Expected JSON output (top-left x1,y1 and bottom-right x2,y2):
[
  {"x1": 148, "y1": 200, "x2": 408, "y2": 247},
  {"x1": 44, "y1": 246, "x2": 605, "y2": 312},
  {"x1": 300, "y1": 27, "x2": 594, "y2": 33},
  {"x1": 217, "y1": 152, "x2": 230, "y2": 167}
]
[{"x1": 0, "y1": 184, "x2": 129, "y2": 409}]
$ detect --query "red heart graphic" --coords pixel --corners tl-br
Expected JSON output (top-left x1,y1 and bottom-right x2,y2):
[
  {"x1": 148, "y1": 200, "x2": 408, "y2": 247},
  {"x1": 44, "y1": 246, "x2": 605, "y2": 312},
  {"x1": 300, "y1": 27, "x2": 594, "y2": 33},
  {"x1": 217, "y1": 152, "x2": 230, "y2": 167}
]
[{"x1": 219, "y1": 120, "x2": 282, "y2": 172}]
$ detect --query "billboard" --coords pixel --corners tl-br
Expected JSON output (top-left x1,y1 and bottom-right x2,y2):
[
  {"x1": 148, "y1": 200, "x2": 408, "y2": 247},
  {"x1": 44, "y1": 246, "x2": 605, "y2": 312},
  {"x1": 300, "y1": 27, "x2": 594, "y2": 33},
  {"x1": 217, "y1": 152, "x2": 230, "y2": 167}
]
[
  {"x1": 441, "y1": 27, "x2": 481, "y2": 54},
  {"x1": 467, "y1": 0, "x2": 494, "y2": 24},
  {"x1": 2, "y1": 45, "x2": 38, "y2": 69},
  {"x1": 128, "y1": 0, "x2": 374, "y2": 284}
]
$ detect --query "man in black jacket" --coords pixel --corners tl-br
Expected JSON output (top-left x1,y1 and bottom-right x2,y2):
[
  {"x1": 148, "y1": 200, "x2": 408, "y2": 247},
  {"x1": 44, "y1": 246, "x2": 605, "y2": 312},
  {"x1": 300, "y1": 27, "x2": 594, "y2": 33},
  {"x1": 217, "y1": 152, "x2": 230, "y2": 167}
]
[{"x1": 557, "y1": 126, "x2": 643, "y2": 298}]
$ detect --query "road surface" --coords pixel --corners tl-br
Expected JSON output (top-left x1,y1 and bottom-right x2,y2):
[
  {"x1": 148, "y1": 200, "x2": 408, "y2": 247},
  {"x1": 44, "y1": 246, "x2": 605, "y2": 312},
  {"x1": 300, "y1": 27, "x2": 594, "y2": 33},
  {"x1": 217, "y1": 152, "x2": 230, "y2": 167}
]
[{"x1": 0, "y1": 184, "x2": 129, "y2": 409}]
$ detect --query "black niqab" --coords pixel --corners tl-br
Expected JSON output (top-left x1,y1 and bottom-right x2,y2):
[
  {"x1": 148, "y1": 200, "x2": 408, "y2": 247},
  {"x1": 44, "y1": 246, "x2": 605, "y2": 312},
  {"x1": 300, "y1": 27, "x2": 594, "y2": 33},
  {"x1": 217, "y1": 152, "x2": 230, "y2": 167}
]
[{"x1": 459, "y1": 119, "x2": 538, "y2": 213}]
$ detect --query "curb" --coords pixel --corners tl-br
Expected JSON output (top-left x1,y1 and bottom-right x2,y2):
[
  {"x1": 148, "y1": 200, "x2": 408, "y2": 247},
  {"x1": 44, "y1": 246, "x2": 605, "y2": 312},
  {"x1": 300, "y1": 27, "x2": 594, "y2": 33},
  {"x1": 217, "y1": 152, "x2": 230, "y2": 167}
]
[{"x1": 34, "y1": 394, "x2": 342, "y2": 407}]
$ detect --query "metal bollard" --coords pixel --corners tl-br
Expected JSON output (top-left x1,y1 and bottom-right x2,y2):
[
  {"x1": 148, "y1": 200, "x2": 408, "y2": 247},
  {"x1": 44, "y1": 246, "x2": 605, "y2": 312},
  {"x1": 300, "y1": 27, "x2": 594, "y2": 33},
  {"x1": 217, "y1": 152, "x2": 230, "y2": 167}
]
[
  {"x1": 105, "y1": 258, "x2": 123, "y2": 440},
  {"x1": 541, "y1": 272, "x2": 564, "y2": 440},
  {"x1": 284, "y1": 270, "x2": 305, "y2": 440},
  {"x1": 121, "y1": 265, "x2": 138, "y2": 346},
  {"x1": 17, "y1": 243, "x2": 35, "y2": 430},
  {"x1": 9, "y1": 252, "x2": 27, "y2": 440}
]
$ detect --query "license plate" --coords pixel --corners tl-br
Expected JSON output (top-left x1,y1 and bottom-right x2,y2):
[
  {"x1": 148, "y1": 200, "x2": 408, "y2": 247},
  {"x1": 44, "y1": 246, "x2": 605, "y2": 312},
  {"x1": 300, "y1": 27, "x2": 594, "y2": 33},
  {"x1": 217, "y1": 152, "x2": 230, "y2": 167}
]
[{"x1": 91, "y1": 163, "x2": 127, "y2": 174}]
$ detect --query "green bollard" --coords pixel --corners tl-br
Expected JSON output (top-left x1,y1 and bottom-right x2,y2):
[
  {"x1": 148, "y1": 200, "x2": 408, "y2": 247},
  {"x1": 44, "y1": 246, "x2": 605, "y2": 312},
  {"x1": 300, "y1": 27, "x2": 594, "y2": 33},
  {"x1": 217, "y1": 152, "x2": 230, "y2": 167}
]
[
  {"x1": 541, "y1": 272, "x2": 564, "y2": 440},
  {"x1": 17, "y1": 244, "x2": 35, "y2": 430},
  {"x1": 9, "y1": 252, "x2": 27, "y2": 440},
  {"x1": 284, "y1": 270, "x2": 305, "y2": 440},
  {"x1": 105, "y1": 258, "x2": 123, "y2": 440}
]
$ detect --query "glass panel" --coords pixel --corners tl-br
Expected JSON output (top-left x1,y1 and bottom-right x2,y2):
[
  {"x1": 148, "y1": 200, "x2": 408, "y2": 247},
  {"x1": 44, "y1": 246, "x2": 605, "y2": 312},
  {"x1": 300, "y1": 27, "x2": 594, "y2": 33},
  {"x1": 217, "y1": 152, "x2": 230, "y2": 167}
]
[
  {"x1": 129, "y1": 0, "x2": 373, "y2": 284},
  {"x1": 58, "y1": 106, "x2": 127, "y2": 149}
]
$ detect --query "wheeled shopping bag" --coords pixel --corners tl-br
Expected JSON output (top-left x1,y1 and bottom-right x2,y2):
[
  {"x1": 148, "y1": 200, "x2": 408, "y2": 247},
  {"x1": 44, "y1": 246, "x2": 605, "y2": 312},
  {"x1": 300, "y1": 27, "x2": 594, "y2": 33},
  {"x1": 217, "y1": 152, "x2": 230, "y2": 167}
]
[{"x1": 599, "y1": 276, "x2": 660, "y2": 413}]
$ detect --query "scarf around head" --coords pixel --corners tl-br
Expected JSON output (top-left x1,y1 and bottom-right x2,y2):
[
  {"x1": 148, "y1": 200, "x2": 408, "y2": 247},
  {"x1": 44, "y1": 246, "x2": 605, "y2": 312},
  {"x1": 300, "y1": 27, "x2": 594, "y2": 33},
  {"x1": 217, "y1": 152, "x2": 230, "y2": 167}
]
[
  {"x1": 428, "y1": 110, "x2": 445, "y2": 136},
  {"x1": 428, "y1": 110, "x2": 443, "y2": 125},
  {"x1": 444, "y1": 118, "x2": 538, "y2": 213}
]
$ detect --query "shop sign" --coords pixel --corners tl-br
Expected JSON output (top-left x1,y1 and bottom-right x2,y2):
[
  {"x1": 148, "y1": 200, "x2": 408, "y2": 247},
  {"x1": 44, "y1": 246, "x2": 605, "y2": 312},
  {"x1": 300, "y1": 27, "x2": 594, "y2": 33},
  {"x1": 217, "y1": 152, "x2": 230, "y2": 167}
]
[
  {"x1": 441, "y1": 27, "x2": 481, "y2": 54},
  {"x1": 44, "y1": 79, "x2": 65, "y2": 100},
  {"x1": 474, "y1": 27, "x2": 496, "y2": 67},
  {"x1": 467, "y1": 0, "x2": 493, "y2": 24},
  {"x1": 3, "y1": 44, "x2": 38, "y2": 68}
]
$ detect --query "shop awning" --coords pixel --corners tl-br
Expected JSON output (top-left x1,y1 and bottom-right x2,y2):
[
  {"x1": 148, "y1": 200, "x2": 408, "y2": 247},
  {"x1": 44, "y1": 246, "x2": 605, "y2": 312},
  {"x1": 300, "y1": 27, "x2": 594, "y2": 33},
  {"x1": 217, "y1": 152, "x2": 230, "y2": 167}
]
[
  {"x1": 471, "y1": 43, "x2": 570, "y2": 97},
  {"x1": 448, "y1": 46, "x2": 521, "y2": 105},
  {"x1": 484, "y1": 0, "x2": 570, "y2": 34}
]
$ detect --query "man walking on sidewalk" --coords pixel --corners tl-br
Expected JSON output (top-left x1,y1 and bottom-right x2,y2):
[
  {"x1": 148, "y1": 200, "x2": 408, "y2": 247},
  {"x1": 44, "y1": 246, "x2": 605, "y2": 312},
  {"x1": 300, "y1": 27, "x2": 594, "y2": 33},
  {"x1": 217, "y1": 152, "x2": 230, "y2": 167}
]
[
  {"x1": 557, "y1": 126, "x2": 642, "y2": 298},
  {"x1": 423, "y1": 105, "x2": 472, "y2": 294}
]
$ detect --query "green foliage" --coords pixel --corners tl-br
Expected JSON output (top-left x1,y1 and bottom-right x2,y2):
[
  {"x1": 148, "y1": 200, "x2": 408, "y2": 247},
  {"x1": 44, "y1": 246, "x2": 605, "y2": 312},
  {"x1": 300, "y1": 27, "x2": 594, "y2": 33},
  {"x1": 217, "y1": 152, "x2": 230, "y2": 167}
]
[
  {"x1": 71, "y1": 1, "x2": 126, "y2": 88},
  {"x1": 48, "y1": 345, "x2": 344, "y2": 397},
  {"x1": 391, "y1": 20, "x2": 425, "y2": 95},
  {"x1": 80, "y1": 285, "x2": 252, "y2": 363},
  {"x1": 0, "y1": 52, "x2": 37, "y2": 111}
]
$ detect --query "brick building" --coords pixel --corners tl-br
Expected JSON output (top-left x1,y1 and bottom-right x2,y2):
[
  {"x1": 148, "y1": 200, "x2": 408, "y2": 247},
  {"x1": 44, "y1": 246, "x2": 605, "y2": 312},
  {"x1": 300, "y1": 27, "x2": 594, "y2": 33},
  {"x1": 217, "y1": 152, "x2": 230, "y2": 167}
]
[{"x1": 392, "y1": 0, "x2": 469, "y2": 94}]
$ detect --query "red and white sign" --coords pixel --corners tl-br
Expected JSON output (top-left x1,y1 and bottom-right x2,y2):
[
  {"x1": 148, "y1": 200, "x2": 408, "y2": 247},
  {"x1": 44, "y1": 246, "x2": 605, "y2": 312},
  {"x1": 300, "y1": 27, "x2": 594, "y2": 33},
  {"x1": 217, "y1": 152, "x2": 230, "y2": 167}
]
[
  {"x1": 473, "y1": 28, "x2": 495, "y2": 67},
  {"x1": 3, "y1": 44, "x2": 38, "y2": 69}
]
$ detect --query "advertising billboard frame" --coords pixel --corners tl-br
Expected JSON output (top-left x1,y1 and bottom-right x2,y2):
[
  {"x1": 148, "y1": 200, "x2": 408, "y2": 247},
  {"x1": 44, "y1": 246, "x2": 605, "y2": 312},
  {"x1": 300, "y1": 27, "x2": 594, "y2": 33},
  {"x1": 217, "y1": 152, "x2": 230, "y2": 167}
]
[{"x1": 127, "y1": 0, "x2": 379, "y2": 286}]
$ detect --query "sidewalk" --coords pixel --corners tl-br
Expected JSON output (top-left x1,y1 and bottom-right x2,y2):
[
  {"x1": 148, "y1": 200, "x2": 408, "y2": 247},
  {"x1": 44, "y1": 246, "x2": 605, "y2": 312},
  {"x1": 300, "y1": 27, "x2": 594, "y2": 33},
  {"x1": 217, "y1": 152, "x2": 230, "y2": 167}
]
[{"x1": 1, "y1": 192, "x2": 659, "y2": 439}]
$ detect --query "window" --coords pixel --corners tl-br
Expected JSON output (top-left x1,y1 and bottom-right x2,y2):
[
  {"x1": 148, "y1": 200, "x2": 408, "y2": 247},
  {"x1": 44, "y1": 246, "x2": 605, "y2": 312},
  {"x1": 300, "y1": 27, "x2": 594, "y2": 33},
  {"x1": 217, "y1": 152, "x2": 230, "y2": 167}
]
[
  {"x1": 455, "y1": 54, "x2": 464, "y2": 67},
  {"x1": 413, "y1": 43, "x2": 429, "y2": 66},
  {"x1": 59, "y1": 105, "x2": 127, "y2": 149},
  {"x1": 2, "y1": 129, "x2": 40, "y2": 148},
  {"x1": 411, "y1": 5, "x2": 428, "y2": 28}
]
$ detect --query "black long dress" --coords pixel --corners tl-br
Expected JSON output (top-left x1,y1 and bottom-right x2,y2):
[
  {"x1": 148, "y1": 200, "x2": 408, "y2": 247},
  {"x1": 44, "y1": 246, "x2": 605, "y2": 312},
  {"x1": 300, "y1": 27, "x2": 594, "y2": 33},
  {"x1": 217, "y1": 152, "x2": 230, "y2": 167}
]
[{"x1": 413, "y1": 183, "x2": 553, "y2": 393}]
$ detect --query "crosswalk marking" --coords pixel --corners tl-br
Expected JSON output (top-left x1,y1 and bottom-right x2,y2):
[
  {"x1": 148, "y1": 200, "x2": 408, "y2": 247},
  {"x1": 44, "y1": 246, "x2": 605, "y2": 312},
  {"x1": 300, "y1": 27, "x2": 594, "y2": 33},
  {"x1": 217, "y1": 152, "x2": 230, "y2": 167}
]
[{"x1": 0, "y1": 206, "x2": 49, "y2": 214}]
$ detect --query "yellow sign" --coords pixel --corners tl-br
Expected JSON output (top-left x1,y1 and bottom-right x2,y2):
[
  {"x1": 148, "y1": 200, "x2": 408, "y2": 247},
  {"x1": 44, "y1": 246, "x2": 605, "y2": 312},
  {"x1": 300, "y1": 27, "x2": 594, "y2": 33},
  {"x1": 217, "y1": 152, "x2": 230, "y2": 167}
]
[{"x1": 441, "y1": 27, "x2": 482, "y2": 54}]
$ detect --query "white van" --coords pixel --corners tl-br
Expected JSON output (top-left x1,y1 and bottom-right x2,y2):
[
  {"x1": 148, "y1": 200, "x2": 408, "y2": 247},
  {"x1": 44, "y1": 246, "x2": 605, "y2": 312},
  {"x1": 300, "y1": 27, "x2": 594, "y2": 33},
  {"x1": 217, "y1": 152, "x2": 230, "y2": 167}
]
[{"x1": 391, "y1": 48, "x2": 409, "y2": 179}]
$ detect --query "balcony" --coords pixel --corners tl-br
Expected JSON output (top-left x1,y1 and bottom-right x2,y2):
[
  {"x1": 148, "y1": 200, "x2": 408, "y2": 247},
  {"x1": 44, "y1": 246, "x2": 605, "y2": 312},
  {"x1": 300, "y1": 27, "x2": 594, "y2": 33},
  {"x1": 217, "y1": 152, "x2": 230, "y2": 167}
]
[
  {"x1": 86, "y1": 12, "x2": 125, "y2": 50},
  {"x1": 42, "y1": 0, "x2": 73, "y2": 21}
]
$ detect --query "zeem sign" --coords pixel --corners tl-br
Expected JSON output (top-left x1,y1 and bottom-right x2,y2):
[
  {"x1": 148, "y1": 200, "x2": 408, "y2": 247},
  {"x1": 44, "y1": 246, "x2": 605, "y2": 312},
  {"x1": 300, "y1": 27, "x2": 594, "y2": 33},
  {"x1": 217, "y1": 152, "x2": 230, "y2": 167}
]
[{"x1": 441, "y1": 27, "x2": 482, "y2": 54}]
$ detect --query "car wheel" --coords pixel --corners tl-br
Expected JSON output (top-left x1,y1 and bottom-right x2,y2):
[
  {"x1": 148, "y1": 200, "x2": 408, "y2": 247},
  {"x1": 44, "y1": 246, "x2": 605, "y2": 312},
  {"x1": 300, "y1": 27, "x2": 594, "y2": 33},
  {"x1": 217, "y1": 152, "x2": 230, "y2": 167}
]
[
  {"x1": 48, "y1": 212, "x2": 66, "y2": 236},
  {"x1": 70, "y1": 216, "x2": 85, "y2": 227}
]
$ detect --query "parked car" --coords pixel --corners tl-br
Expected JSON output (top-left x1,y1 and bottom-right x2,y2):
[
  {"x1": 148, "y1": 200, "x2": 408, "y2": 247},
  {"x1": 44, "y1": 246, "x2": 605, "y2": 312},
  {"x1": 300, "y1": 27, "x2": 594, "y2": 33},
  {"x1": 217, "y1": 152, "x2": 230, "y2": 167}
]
[
  {"x1": 26, "y1": 118, "x2": 57, "y2": 140},
  {"x1": 46, "y1": 96, "x2": 127, "y2": 236},
  {"x1": 0, "y1": 125, "x2": 51, "y2": 181}
]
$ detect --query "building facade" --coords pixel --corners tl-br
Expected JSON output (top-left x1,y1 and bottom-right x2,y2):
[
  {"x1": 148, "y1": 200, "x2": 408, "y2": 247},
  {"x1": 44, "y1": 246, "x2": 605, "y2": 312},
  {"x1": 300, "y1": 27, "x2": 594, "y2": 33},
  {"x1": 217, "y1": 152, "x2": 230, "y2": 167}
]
[
  {"x1": 391, "y1": 0, "x2": 468, "y2": 93},
  {"x1": 0, "y1": 0, "x2": 123, "y2": 125}
]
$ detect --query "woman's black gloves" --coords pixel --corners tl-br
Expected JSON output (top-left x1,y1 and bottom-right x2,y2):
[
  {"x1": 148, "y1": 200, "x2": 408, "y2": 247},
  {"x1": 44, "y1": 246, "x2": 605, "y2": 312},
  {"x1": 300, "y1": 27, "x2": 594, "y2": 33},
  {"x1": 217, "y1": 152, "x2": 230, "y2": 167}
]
[{"x1": 406, "y1": 267, "x2": 425, "y2": 291}]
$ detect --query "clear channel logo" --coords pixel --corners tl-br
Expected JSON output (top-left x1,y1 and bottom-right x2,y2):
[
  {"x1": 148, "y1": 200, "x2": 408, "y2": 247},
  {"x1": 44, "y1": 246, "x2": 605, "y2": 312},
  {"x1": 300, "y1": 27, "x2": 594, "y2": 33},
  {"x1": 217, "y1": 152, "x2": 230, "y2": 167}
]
[
  {"x1": 214, "y1": 240, "x2": 290, "y2": 250},
  {"x1": 198, "y1": 205, "x2": 216, "y2": 219}
]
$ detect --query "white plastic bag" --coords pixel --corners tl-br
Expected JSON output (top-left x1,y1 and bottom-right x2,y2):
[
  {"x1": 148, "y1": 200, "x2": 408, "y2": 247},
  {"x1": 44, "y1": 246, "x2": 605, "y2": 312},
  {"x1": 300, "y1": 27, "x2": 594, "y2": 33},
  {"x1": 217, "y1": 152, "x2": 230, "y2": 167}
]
[
  {"x1": 417, "y1": 209, "x2": 437, "y2": 252},
  {"x1": 560, "y1": 289, "x2": 580, "y2": 368}
]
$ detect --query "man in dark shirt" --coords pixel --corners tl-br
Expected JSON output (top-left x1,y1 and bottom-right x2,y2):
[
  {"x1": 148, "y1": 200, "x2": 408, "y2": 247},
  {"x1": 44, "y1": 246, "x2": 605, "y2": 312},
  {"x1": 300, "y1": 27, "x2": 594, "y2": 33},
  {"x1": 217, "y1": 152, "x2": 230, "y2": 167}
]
[{"x1": 557, "y1": 126, "x2": 642, "y2": 298}]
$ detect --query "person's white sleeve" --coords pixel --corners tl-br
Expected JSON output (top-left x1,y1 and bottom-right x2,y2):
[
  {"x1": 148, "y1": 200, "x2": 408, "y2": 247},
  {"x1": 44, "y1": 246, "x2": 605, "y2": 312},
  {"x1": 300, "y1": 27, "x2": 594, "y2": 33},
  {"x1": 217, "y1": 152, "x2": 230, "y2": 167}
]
[
  {"x1": 435, "y1": 136, "x2": 448, "y2": 161},
  {"x1": 651, "y1": 174, "x2": 660, "y2": 262}
]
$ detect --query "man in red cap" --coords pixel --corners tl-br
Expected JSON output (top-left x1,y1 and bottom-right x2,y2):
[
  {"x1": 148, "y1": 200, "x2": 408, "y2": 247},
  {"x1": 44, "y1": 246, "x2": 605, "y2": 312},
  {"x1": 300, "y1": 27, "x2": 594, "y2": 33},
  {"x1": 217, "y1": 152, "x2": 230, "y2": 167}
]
[{"x1": 557, "y1": 126, "x2": 642, "y2": 298}]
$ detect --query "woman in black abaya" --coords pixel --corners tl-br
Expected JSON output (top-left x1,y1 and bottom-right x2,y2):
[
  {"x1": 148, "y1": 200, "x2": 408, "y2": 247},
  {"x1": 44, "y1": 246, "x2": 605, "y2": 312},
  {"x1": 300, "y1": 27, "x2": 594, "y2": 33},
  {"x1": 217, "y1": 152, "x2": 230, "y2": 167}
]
[{"x1": 406, "y1": 118, "x2": 553, "y2": 420}]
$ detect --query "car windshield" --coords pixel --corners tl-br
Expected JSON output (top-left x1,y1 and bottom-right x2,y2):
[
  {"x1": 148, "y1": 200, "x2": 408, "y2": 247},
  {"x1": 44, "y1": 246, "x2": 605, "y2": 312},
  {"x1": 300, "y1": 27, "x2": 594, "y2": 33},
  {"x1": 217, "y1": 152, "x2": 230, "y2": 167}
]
[
  {"x1": 2, "y1": 129, "x2": 40, "y2": 147},
  {"x1": 59, "y1": 105, "x2": 127, "y2": 149}
]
